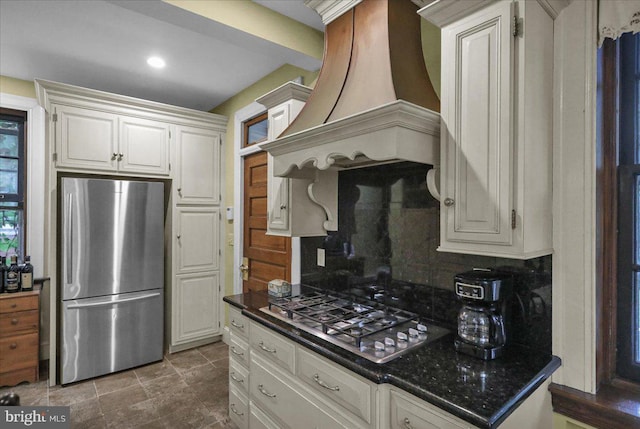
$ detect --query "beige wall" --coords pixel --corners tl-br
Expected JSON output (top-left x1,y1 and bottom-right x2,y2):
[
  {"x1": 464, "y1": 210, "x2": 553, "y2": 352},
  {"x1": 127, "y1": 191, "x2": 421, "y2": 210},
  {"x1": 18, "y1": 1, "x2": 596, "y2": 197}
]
[{"x1": 0, "y1": 75, "x2": 36, "y2": 99}]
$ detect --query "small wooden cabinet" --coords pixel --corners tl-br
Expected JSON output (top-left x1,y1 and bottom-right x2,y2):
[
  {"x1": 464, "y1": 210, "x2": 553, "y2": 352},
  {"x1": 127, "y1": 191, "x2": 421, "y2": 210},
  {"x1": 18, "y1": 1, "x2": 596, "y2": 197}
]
[
  {"x1": 421, "y1": 0, "x2": 554, "y2": 259},
  {"x1": 0, "y1": 290, "x2": 40, "y2": 387}
]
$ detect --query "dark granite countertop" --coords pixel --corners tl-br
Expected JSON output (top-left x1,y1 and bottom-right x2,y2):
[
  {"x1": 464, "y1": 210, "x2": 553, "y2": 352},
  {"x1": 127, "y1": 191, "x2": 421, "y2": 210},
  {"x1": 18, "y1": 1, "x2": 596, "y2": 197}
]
[{"x1": 224, "y1": 290, "x2": 561, "y2": 429}]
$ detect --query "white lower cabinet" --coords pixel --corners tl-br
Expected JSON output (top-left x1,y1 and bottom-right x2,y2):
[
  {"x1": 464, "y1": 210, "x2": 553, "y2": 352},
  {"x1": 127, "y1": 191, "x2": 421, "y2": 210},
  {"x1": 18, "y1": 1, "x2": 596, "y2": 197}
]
[
  {"x1": 383, "y1": 387, "x2": 475, "y2": 429},
  {"x1": 229, "y1": 384, "x2": 250, "y2": 429},
  {"x1": 249, "y1": 401, "x2": 280, "y2": 429},
  {"x1": 172, "y1": 272, "x2": 220, "y2": 346}
]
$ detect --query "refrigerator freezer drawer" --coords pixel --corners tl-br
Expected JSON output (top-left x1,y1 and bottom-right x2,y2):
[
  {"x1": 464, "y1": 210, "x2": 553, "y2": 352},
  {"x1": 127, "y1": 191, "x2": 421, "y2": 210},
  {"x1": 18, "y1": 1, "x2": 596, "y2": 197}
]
[{"x1": 61, "y1": 290, "x2": 163, "y2": 384}]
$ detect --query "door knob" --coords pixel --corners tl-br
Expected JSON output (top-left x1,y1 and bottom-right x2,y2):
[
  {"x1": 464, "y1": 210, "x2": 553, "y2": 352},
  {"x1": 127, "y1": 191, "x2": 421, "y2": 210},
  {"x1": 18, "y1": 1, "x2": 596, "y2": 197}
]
[{"x1": 240, "y1": 257, "x2": 249, "y2": 281}]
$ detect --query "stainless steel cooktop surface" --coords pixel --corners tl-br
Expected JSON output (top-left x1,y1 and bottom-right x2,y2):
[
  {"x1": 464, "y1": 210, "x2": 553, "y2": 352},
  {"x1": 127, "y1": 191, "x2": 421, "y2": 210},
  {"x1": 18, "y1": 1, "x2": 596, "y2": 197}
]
[{"x1": 260, "y1": 290, "x2": 450, "y2": 363}]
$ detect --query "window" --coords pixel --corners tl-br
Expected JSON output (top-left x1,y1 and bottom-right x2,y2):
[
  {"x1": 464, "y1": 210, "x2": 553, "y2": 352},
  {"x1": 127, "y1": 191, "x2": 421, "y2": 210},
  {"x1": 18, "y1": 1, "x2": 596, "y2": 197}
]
[
  {"x1": 243, "y1": 112, "x2": 268, "y2": 147},
  {"x1": 0, "y1": 108, "x2": 26, "y2": 260},
  {"x1": 616, "y1": 32, "x2": 640, "y2": 382}
]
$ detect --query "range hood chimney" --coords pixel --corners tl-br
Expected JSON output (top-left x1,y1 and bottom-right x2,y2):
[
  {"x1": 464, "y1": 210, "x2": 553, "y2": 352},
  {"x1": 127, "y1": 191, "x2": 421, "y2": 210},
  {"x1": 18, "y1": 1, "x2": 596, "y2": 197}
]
[{"x1": 262, "y1": 0, "x2": 441, "y2": 177}]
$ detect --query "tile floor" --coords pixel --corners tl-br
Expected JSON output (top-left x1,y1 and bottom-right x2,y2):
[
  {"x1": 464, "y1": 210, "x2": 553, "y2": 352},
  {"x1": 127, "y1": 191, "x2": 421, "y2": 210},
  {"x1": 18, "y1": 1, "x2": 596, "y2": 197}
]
[{"x1": 0, "y1": 341, "x2": 238, "y2": 429}]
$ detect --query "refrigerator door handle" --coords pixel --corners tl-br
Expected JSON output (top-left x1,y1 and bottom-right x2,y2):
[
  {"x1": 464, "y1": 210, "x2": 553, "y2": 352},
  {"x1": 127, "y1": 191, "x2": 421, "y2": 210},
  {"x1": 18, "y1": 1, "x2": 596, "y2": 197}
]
[
  {"x1": 65, "y1": 193, "x2": 73, "y2": 284},
  {"x1": 66, "y1": 292, "x2": 161, "y2": 309}
]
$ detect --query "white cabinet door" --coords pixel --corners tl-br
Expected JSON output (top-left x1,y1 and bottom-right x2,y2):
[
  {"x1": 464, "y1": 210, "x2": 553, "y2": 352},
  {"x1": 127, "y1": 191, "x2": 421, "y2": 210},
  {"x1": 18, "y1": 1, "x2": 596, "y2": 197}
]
[
  {"x1": 176, "y1": 126, "x2": 221, "y2": 205},
  {"x1": 175, "y1": 207, "x2": 220, "y2": 273},
  {"x1": 173, "y1": 271, "x2": 220, "y2": 344},
  {"x1": 441, "y1": 0, "x2": 514, "y2": 246},
  {"x1": 267, "y1": 154, "x2": 290, "y2": 232},
  {"x1": 54, "y1": 104, "x2": 118, "y2": 171},
  {"x1": 436, "y1": 0, "x2": 553, "y2": 258},
  {"x1": 118, "y1": 116, "x2": 170, "y2": 175}
]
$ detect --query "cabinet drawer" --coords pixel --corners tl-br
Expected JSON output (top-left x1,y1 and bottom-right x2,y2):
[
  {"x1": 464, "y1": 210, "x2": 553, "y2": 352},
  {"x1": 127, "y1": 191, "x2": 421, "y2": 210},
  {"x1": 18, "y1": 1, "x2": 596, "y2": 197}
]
[
  {"x1": 229, "y1": 333, "x2": 249, "y2": 369},
  {"x1": 389, "y1": 389, "x2": 468, "y2": 429},
  {"x1": 0, "y1": 310, "x2": 39, "y2": 336},
  {"x1": 0, "y1": 295, "x2": 38, "y2": 314},
  {"x1": 228, "y1": 306, "x2": 248, "y2": 339},
  {"x1": 250, "y1": 321, "x2": 295, "y2": 374},
  {"x1": 249, "y1": 401, "x2": 280, "y2": 429},
  {"x1": 0, "y1": 365, "x2": 38, "y2": 387},
  {"x1": 250, "y1": 354, "x2": 309, "y2": 429},
  {"x1": 0, "y1": 333, "x2": 39, "y2": 373},
  {"x1": 297, "y1": 347, "x2": 373, "y2": 424},
  {"x1": 229, "y1": 385, "x2": 249, "y2": 429},
  {"x1": 229, "y1": 357, "x2": 249, "y2": 395}
]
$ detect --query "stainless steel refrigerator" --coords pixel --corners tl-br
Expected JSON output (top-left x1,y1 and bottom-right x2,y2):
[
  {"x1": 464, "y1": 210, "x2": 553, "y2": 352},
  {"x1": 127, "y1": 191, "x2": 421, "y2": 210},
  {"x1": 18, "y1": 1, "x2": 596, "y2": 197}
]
[{"x1": 60, "y1": 177, "x2": 164, "y2": 385}]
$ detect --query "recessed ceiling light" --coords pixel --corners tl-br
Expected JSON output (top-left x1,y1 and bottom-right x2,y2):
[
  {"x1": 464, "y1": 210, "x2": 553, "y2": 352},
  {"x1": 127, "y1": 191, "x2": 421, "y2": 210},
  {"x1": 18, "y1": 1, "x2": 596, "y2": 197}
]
[{"x1": 147, "y1": 56, "x2": 166, "y2": 69}]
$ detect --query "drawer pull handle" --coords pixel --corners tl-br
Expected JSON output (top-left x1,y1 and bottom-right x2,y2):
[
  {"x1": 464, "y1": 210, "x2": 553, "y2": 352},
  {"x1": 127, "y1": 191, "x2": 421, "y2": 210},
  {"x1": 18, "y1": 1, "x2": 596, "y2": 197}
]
[
  {"x1": 258, "y1": 384, "x2": 276, "y2": 398},
  {"x1": 231, "y1": 320, "x2": 244, "y2": 329},
  {"x1": 403, "y1": 417, "x2": 414, "y2": 429},
  {"x1": 230, "y1": 372, "x2": 243, "y2": 383},
  {"x1": 258, "y1": 341, "x2": 276, "y2": 354},
  {"x1": 313, "y1": 374, "x2": 340, "y2": 391},
  {"x1": 11, "y1": 318, "x2": 18, "y2": 325},
  {"x1": 9, "y1": 343, "x2": 17, "y2": 349},
  {"x1": 230, "y1": 403, "x2": 244, "y2": 416},
  {"x1": 230, "y1": 347, "x2": 244, "y2": 357}
]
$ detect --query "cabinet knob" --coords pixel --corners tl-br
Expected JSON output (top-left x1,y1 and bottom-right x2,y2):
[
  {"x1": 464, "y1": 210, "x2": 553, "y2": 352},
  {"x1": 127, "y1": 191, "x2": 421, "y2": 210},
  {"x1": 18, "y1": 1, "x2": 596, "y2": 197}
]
[
  {"x1": 176, "y1": 235, "x2": 181, "y2": 240},
  {"x1": 11, "y1": 318, "x2": 18, "y2": 325},
  {"x1": 9, "y1": 343, "x2": 17, "y2": 350},
  {"x1": 117, "y1": 153, "x2": 124, "y2": 161},
  {"x1": 177, "y1": 188, "x2": 182, "y2": 195},
  {"x1": 111, "y1": 153, "x2": 118, "y2": 160},
  {"x1": 280, "y1": 205, "x2": 287, "y2": 210},
  {"x1": 443, "y1": 198, "x2": 455, "y2": 207}
]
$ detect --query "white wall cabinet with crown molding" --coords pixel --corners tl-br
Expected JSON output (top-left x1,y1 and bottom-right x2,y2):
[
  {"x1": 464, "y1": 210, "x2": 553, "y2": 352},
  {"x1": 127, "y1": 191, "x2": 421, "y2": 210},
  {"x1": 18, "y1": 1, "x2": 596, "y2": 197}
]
[{"x1": 421, "y1": 0, "x2": 554, "y2": 259}]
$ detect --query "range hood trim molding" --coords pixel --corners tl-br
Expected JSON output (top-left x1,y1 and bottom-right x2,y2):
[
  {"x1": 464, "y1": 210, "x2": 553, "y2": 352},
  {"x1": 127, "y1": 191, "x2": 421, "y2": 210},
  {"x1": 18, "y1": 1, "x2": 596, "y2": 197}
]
[{"x1": 261, "y1": 100, "x2": 440, "y2": 177}]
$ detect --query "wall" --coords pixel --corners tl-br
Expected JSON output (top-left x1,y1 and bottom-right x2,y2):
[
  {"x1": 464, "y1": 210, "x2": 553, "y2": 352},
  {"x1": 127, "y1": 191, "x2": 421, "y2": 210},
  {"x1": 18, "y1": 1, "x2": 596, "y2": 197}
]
[{"x1": 0, "y1": 75, "x2": 36, "y2": 98}]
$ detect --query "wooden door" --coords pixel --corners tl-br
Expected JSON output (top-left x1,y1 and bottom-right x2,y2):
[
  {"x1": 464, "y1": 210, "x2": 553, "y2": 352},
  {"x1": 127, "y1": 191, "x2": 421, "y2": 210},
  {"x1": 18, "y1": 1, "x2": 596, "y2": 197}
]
[{"x1": 243, "y1": 151, "x2": 291, "y2": 293}]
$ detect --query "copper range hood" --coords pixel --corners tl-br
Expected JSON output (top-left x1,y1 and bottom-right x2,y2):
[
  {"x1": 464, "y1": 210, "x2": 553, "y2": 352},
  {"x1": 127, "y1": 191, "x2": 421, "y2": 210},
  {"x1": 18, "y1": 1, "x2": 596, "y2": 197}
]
[{"x1": 261, "y1": 0, "x2": 441, "y2": 178}]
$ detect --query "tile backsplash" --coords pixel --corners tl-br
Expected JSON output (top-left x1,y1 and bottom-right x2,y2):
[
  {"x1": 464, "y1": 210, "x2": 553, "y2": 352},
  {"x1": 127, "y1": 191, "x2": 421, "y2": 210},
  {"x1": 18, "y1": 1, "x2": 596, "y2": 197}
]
[{"x1": 300, "y1": 162, "x2": 552, "y2": 353}]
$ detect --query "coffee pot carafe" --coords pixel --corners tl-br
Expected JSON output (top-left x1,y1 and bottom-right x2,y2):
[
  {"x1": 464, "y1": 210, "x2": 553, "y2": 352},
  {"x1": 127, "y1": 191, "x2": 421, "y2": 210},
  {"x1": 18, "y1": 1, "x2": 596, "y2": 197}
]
[{"x1": 454, "y1": 269, "x2": 512, "y2": 360}]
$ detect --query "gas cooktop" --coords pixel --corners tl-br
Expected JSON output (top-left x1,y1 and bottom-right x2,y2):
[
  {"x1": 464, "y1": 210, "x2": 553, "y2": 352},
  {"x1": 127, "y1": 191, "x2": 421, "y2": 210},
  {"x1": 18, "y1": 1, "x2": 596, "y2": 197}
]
[{"x1": 260, "y1": 290, "x2": 450, "y2": 363}]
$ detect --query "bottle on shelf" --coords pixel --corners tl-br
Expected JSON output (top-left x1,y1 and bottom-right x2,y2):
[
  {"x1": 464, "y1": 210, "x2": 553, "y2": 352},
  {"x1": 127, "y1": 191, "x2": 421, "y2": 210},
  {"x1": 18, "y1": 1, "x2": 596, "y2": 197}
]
[
  {"x1": 0, "y1": 256, "x2": 5, "y2": 293},
  {"x1": 20, "y1": 255, "x2": 33, "y2": 291},
  {"x1": 5, "y1": 255, "x2": 20, "y2": 293}
]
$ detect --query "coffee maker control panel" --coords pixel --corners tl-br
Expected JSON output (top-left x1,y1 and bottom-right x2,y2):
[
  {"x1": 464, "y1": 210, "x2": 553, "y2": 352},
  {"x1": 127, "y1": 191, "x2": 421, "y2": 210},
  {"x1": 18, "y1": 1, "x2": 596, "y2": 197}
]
[{"x1": 456, "y1": 282, "x2": 485, "y2": 300}]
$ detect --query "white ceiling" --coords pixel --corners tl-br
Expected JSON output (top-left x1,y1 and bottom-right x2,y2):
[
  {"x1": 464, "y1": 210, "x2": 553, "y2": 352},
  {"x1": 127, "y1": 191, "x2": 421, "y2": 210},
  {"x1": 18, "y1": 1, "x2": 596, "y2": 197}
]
[{"x1": 0, "y1": 0, "x2": 323, "y2": 112}]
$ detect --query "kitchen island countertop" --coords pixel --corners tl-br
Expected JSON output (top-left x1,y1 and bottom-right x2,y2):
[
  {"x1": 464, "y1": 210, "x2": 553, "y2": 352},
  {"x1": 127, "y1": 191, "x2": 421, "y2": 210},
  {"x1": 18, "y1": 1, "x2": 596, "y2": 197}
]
[{"x1": 224, "y1": 289, "x2": 561, "y2": 429}]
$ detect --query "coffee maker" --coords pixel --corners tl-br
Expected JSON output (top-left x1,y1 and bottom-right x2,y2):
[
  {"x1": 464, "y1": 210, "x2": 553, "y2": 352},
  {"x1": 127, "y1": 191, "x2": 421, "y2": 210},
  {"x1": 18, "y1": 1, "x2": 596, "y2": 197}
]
[{"x1": 454, "y1": 269, "x2": 512, "y2": 360}]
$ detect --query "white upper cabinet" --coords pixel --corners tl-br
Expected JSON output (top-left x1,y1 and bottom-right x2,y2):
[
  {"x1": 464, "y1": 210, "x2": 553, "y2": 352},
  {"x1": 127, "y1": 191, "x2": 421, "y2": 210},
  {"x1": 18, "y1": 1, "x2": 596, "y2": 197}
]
[
  {"x1": 118, "y1": 116, "x2": 170, "y2": 175},
  {"x1": 175, "y1": 126, "x2": 222, "y2": 205},
  {"x1": 52, "y1": 103, "x2": 170, "y2": 176},
  {"x1": 421, "y1": 0, "x2": 554, "y2": 259},
  {"x1": 54, "y1": 104, "x2": 119, "y2": 171},
  {"x1": 257, "y1": 82, "x2": 338, "y2": 237}
]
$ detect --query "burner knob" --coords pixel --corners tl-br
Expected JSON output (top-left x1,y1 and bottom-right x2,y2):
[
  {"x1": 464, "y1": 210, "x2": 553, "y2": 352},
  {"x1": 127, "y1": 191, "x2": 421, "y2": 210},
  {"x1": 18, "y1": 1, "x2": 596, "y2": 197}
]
[
  {"x1": 417, "y1": 323, "x2": 428, "y2": 333},
  {"x1": 409, "y1": 328, "x2": 419, "y2": 338},
  {"x1": 374, "y1": 341, "x2": 385, "y2": 351},
  {"x1": 384, "y1": 337, "x2": 396, "y2": 348},
  {"x1": 397, "y1": 332, "x2": 408, "y2": 342}
]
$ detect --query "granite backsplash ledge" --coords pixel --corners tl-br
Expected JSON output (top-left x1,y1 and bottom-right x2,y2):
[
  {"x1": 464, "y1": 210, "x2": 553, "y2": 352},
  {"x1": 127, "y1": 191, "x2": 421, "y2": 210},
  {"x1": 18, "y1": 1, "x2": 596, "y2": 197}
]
[{"x1": 300, "y1": 162, "x2": 552, "y2": 354}]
